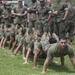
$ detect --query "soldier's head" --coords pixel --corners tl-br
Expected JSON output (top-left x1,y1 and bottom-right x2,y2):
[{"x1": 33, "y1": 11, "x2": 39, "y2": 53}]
[
  {"x1": 18, "y1": 0, "x2": 22, "y2": 6},
  {"x1": 39, "y1": 0, "x2": 46, "y2": 6},
  {"x1": 6, "y1": 3, "x2": 10, "y2": 9},
  {"x1": 66, "y1": 0, "x2": 71, "y2": 5},
  {"x1": 59, "y1": 36, "x2": 67, "y2": 49},
  {"x1": 31, "y1": 0, "x2": 36, "y2": 3}
]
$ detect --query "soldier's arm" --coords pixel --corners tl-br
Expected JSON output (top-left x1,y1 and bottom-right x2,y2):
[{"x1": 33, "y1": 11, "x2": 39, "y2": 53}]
[
  {"x1": 60, "y1": 56, "x2": 64, "y2": 67},
  {"x1": 47, "y1": 14, "x2": 51, "y2": 22},
  {"x1": 63, "y1": 5, "x2": 68, "y2": 20},
  {"x1": 41, "y1": 57, "x2": 50, "y2": 74},
  {"x1": 19, "y1": 11, "x2": 27, "y2": 17},
  {"x1": 42, "y1": 49, "x2": 53, "y2": 74},
  {"x1": 70, "y1": 57, "x2": 75, "y2": 69},
  {"x1": 27, "y1": 12, "x2": 30, "y2": 23},
  {"x1": 47, "y1": 10, "x2": 52, "y2": 22},
  {"x1": 68, "y1": 47, "x2": 75, "y2": 69},
  {"x1": 63, "y1": 9, "x2": 68, "y2": 20}
]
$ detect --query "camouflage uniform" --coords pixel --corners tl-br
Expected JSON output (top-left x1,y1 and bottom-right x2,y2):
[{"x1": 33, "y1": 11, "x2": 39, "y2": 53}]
[
  {"x1": 36, "y1": 0, "x2": 51, "y2": 34},
  {"x1": 23, "y1": 34, "x2": 32, "y2": 49},
  {"x1": 54, "y1": 2, "x2": 68, "y2": 37},
  {"x1": 66, "y1": 4, "x2": 75, "y2": 42},
  {"x1": 28, "y1": 0, "x2": 37, "y2": 32},
  {"x1": 36, "y1": 34, "x2": 50, "y2": 55},
  {"x1": 0, "y1": 3, "x2": 3, "y2": 24},
  {"x1": 12, "y1": 4, "x2": 27, "y2": 27},
  {"x1": 47, "y1": 43, "x2": 75, "y2": 60},
  {"x1": 2, "y1": 4, "x2": 12, "y2": 27}
]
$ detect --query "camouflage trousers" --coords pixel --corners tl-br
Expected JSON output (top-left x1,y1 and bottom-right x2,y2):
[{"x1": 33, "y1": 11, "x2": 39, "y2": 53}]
[
  {"x1": 36, "y1": 20, "x2": 49, "y2": 34},
  {"x1": 66, "y1": 21, "x2": 75, "y2": 42},
  {"x1": 56, "y1": 21, "x2": 66, "y2": 37}
]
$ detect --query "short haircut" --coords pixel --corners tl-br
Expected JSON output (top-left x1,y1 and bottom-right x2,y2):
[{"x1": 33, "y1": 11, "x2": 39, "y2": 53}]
[{"x1": 59, "y1": 36, "x2": 67, "y2": 40}]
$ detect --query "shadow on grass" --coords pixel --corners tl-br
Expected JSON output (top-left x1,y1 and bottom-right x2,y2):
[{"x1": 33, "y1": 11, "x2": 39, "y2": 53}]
[
  {"x1": 48, "y1": 63, "x2": 75, "y2": 73},
  {"x1": 37, "y1": 58, "x2": 75, "y2": 73}
]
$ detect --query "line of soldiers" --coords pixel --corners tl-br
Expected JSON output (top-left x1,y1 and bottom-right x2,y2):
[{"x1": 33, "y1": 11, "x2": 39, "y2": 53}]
[{"x1": 0, "y1": 0, "x2": 75, "y2": 74}]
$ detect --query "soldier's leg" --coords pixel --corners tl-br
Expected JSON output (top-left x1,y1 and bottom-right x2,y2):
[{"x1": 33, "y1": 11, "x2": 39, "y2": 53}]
[
  {"x1": 2, "y1": 38, "x2": 6, "y2": 49},
  {"x1": 43, "y1": 22, "x2": 49, "y2": 34},
  {"x1": 28, "y1": 21, "x2": 33, "y2": 33},
  {"x1": 33, "y1": 47, "x2": 41, "y2": 68},
  {"x1": 68, "y1": 22, "x2": 74, "y2": 43},
  {"x1": 22, "y1": 46, "x2": 26, "y2": 60},
  {"x1": 0, "y1": 36, "x2": 5, "y2": 48},
  {"x1": 54, "y1": 22, "x2": 59, "y2": 36},
  {"x1": 11, "y1": 41, "x2": 17, "y2": 54},
  {"x1": 13, "y1": 35, "x2": 23, "y2": 55},
  {"x1": 24, "y1": 48, "x2": 31, "y2": 64},
  {"x1": 58, "y1": 21, "x2": 66, "y2": 37},
  {"x1": 9, "y1": 37, "x2": 14, "y2": 50},
  {"x1": 13, "y1": 43, "x2": 22, "y2": 56}
]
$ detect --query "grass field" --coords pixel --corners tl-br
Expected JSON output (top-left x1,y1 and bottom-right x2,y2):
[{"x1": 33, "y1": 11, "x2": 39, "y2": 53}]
[{"x1": 0, "y1": 40, "x2": 75, "y2": 75}]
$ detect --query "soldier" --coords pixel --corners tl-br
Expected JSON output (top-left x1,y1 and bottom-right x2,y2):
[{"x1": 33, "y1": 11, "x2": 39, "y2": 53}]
[
  {"x1": 8, "y1": 26, "x2": 17, "y2": 50},
  {"x1": 23, "y1": 31, "x2": 41, "y2": 64},
  {"x1": 46, "y1": 0, "x2": 58, "y2": 36},
  {"x1": 33, "y1": 32, "x2": 57, "y2": 68},
  {"x1": 12, "y1": 0, "x2": 27, "y2": 27},
  {"x1": 22, "y1": 29, "x2": 33, "y2": 61},
  {"x1": 11, "y1": 27, "x2": 23, "y2": 55},
  {"x1": 53, "y1": 0, "x2": 68, "y2": 37},
  {"x1": 2, "y1": 3, "x2": 12, "y2": 28},
  {"x1": 27, "y1": 0, "x2": 37, "y2": 32},
  {"x1": 41, "y1": 36, "x2": 75, "y2": 74},
  {"x1": 0, "y1": 25, "x2": 11, "y2": 49},
  {"x1": 36, "y1": 0, "x2": 51, "y2": 34},
  {"x1": 0, "y1": 2, "x2": 3, "y2": 25},
  {"x1": 65, "y1": 0, "x2": 75, "y2": 44}
]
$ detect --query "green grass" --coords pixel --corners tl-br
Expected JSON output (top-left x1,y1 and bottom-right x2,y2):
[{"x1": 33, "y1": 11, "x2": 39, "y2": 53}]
[{"x1": 0, "y1": 40, "x2": 75, "y2": 75}]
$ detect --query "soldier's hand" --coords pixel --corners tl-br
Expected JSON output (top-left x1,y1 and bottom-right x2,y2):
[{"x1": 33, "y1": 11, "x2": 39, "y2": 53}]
[
  {"x1": 27, "y1": 19, "x2": 29, "y2": 23},
  {"x1": 17, "y1": 13, "x2": 22, "y2": 16},
  {"x1": 62, "y1": 18, "x2": 65, "y2": 21}
]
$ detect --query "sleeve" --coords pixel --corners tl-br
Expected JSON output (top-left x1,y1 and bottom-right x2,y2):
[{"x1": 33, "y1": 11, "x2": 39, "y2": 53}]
[
  {"x1": 68, "y1": 46, "x2": 75, "y2": 59},
  {"x1": 47, "y1": 47, "x2": 54, "y2": 60}
]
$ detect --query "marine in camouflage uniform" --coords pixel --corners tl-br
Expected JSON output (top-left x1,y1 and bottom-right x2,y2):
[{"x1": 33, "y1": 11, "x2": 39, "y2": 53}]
[
  {"x1": 11, "y1": 27, "x2": 23, "y2": 55},
  {"x1": 36, "y1": 0, "x2": 51, "y2": 34},
  {"x1": 12, "y1": 0, "x2": 27, "y2": 27},
  {"x1": 42, "y1": 36, "x2": 75, "y2": 74},
  {"x1": 23, "y1": 32, "x2": 41, "y2": 64},
  {"x1": 53, "y1": 0, "x2": 68, "y2": 37},
  {"x1": 0, "y1": 2, "x2": 3, "y2": 25},
  {"x1": 8, "y1": 26, "x2": 18, "y2": 49},
  {"x1": 27, "y1": 0, "x2": 37, "y2": 32},
  {"x1": 33, "y1": 33, "x2": 57, "y2": 68},
  {"x1": 66, "y1": 1, "x2": 75, "y2": 43},
  {"x1": 2, "y1": 3, "x2": 12, "y2": 27},
  {"x1": 46, "y1": 1, "x2": 57, "y2": 36}
]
